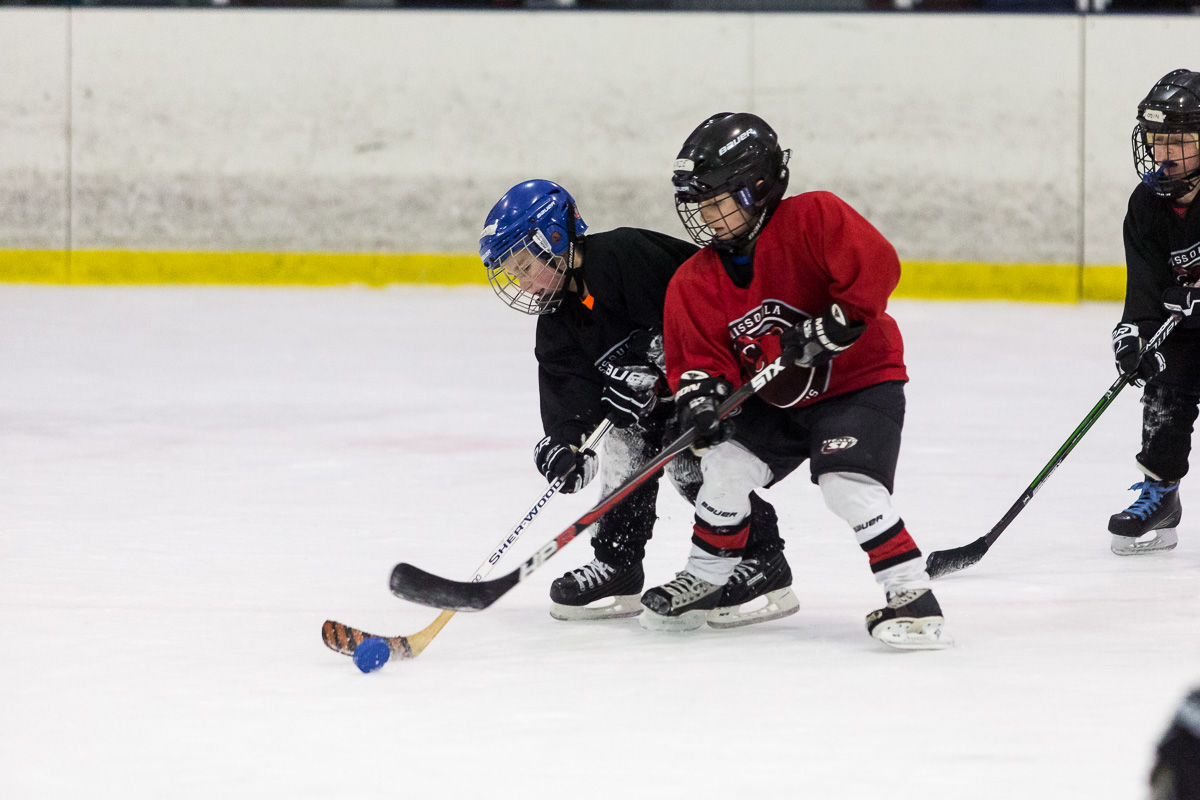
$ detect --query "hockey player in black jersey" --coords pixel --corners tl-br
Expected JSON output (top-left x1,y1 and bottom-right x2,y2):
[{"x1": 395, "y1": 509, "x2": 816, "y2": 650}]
[
  {"x1": 1109, "y1": 69, "x2": 1200, "y2": 555},
  {"x1": 1148, "y1": 687, "x2": 1200, "y2": 800},
  {"x1": 479, "y1": 179, "x2": 793, "y2": 625}
]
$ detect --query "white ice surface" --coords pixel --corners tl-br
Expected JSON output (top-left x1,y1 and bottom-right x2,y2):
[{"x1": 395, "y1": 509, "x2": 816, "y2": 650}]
[{"x1": 1, "y1": 286, "x2": 1197, "y2": 800}]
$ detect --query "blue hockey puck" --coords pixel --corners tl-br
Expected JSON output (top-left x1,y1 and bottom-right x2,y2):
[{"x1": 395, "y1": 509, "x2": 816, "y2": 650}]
[{"x1": 352, "y1": 637, "x2": 391, "y2": 673}]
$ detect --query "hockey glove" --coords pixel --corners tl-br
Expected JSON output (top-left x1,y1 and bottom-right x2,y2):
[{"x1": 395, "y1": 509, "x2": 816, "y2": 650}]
[
  {"x1": 534, "y1": 434, "x2": 598, "y2": 494},
  {"x1": 1112, "y1": 322, "x2": 1166, "y2": 387},
  {"x1": 779, "y1": 303, "x2": 867, "y2": 368},
  {"x1": 601, "y1": 364, "x2": 663, "y2": 429},
  {"x1": 1162, "y1": 286, "x2": 1200, "y2": 329},
  {"x1": 675, "y1": 370, "x2": 734, "y2": 454}
]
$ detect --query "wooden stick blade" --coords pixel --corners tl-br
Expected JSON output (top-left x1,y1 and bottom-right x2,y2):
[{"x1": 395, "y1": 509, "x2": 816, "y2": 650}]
[
  {"x1": 321, "y1": 617, "x2": 439, "y2": 663},
  {"x1": 402, "y1": 609, "x2": 456, "y2": 659}
]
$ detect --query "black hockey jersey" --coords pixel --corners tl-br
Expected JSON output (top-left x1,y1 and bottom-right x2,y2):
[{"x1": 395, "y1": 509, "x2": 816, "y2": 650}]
[
  {"x1": 535, "y1": 228, "x2": 698, "y2": 444},
  {"x1": 1122, "y1": 182, "x2": 1200, "y2": 338}
]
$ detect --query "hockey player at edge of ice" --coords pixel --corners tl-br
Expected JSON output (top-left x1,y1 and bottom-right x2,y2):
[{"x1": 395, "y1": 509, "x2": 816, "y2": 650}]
[
  {"x1": 1109, "y1": 68, "x2": 1200, "y2": 557},
  {"x1": 644, "y1": 111, "x2": 950, "y2": 650},
  {"x1": 1147, "y1": 687, "x2": 1200, "y2": 800},
  {"x1": 478, "y1": 179, "x2": 798, "y2": 628}
]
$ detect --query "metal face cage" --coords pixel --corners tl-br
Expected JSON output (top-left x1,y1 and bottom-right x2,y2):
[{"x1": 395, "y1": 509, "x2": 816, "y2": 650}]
[
  {"x1": 674, "y1": 191, "x2": 760, "y2": 250},
  {"x1": 1133, "y1": 124, "x2": 1200, "y2": 201},
  {"x1": 485, "y1": 228, "x2": 571, "y2": 316}
]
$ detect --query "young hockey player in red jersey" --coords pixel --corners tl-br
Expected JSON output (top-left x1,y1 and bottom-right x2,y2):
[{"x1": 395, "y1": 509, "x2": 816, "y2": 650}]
[
  {"x1": 479, "y1": 179, "x2": 795, "y2": 627},
  {"x1": 1108, "y1": 69, "x2": 1200, "y2": 556},
  {"x1": 640, "y1": 113, "x2": 949, "y2": 649}
]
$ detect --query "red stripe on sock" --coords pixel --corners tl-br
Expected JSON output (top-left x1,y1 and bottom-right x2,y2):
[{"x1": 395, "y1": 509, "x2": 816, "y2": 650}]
[
  {"x1": 693, "y1": 522, "x2": 749, "y2": 551},
  {"x1": 867, "y1": 527, "x2": 918, "y2": 566}
]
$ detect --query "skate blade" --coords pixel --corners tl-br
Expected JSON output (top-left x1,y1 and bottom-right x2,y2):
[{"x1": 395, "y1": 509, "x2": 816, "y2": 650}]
[
  {"x1": 871, "y1": 617, "x2": 953, "y2": 650},
  {"x1": 549, "y1": 594, "x2": 643, "y2": 621},
  {"x1": 638, "y1": 607, "x2": 709, "y2": 631},
  {"x1": 707, "y1": 587, "x2": 800, "y2": 630},
  {"x1": 1110, "y1": 529, "x2": 1178, "y2": 556}
]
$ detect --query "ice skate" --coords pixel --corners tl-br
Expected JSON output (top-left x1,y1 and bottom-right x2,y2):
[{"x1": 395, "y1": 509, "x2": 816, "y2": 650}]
[
  {"x1": 866, "y1": 588, "x2": 951, "y2": 650},
  {"x1": 707, "y1": 551, "x2": 799, "y2": 629},
  {"x1": 639, "y1": 570, "x2": 724, "y2": 631},
  {"x1": 549, "y1": 559, "x2": 644, "y2": 621},
  {"x1": 1109, "y1": 479, "x2": 1181, "y2": 556}
]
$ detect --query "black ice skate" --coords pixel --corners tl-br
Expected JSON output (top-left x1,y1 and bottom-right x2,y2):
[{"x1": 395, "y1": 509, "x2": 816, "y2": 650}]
[
  {"x1": 549, "y1": 559, "x2": 644, "y2": 621},
  {"x1": 1108, "y1": 480, "x2": 1181, "y2": 556},
  {"x1": 638, "y1": 571, "x2": 724, "y2": 631},
  {"x1": 707, "y1": 551, "x2": 800, "y2": 629},
  {"x1": 866, "y1": 588, "x2": 951, "y2": 650}
]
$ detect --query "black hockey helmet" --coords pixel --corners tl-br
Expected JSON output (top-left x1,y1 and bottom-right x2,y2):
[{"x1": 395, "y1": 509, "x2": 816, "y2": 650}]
[
  {"x1": 1148, "y1": 688, "x2": 1200, "y2": 800},
  {"x1": 1133, "y1": 69, "x2": 1200, "y2": 201},
  {"x1": 672, "y1": 112, "x2": 790, "y2": 250}
]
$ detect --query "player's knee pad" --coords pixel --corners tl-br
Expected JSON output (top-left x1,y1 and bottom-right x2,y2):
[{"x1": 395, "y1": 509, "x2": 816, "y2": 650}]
[
  {"x1": 694, "y1": 441, "x2": 772, "y2": 528},
  {"x1": 818, "y1": 471, "x2": 900, "y2": 545}
]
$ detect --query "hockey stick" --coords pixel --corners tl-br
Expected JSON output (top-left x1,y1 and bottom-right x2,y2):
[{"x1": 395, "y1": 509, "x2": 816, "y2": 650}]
[
  {"x1": 925, "y1": 313, "x2": 1182, "y2": 579},
  {"x1": 322, "y1": 418, "x2": 613, "y2": 660},
  {"x1": 389, "y1": 352, "x2": 798, "y2": 611}
]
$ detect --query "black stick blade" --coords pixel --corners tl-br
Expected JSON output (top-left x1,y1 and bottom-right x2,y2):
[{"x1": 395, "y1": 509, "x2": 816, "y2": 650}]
[
  {"x1": 389, "y1": 563, "x2": 514, "y2": 611},
  {"x1": 925, "y1": 537, "x2": 990, "y2": 580}
]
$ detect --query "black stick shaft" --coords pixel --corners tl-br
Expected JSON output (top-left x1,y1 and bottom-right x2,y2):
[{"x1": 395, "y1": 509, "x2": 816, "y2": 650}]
[
  {"x1": 390, "y1": 353, "x2": 797, "y2": 611},
  {"x1": 926, "y1": 314, "x2": 1181, "y2": 579}
]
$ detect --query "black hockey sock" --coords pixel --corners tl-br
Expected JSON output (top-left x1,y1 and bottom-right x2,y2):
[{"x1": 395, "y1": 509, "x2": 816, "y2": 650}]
[
  {"x1": 592, "y1": 477, "x2": 658, "y2": 567},
  {"x1": 744, "y1": 492, "x2": 785, "y2": 558},
  {"x1": 1138, "y1": 384, "x2": 1200, "y2": 482}
]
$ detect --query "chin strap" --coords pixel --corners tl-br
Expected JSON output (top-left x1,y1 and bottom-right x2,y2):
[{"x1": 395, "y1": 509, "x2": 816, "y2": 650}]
[{"x1": 563, "y1": 202, "x2": 586, "y2": 298}]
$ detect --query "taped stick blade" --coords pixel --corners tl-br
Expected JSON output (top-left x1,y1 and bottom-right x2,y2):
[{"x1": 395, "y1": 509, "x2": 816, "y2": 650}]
[
  {"x1": 321, "y1": 619, "x2": 373, "y2": 656},
  {"x1": 925, "y1": 537, "x2": 990, "y2": 580}
]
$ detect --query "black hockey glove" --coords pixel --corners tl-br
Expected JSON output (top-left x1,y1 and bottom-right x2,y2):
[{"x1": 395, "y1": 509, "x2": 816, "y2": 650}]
[
  {"x1": 1162, "y1": 286, "x2": 1200, "y2": 329},
  {"x1": 601, "y1": 364, "x2": 663, "y2": 429},
  {"x1": 675, "y1": 370, "x2": 734, "y2": 454},
  {"x1": 1112, "y1": 322, "x2": 1166, "y2": 387},
  {"x1": 779, "y1": 303, "x2": 867, "y2": 368},
  {"x1": 534, "y1": 434, "x2": 598, "y2": 494}
]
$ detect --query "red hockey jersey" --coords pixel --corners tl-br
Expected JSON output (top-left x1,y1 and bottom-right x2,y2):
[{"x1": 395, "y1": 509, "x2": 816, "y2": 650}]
[{"x1": 664, "y1": 191, "x2": 908, "y2": 408}]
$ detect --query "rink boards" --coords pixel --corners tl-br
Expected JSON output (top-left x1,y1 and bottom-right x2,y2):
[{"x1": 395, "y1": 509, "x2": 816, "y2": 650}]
[{"x1": 1, "y1": 9, "x2": 1196, "y2": 300}]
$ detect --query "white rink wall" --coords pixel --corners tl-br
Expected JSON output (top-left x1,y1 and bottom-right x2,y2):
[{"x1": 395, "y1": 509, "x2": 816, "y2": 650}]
[{"x1": 2, "y1": 9, "x2": 1198, "y2": 264}]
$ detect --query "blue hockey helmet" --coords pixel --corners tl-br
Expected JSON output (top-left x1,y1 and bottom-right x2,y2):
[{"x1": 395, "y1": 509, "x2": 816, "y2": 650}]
[{"x1": 479, "y1": 180, "x2": 588, "y2": 315}]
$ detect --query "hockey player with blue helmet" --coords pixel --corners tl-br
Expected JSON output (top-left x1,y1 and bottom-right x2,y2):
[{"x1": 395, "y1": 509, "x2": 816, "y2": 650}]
[
  {"x1": 480, "y1": 179, "x2": 589, "y2": 316},
  {"x1": 479, "y1": 179, "x2": 792, "y2": 626}
]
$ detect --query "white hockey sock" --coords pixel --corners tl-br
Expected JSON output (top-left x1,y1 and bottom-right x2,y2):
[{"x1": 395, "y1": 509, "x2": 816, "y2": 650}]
[
  {"x1": 818, "y1": 471, "x2": 928, "y2": 591},
  {"x1": 684, "y1": 544, "x2": 740, "y2": 586},
  {"x1": 879, "y1": 560, "x2": 930, "y2": 595}
]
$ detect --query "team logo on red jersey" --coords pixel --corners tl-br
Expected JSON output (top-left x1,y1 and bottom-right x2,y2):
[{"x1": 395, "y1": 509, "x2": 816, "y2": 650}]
[{"x1": 729, "y1": 299, "x2": 830, "y2": 407}]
